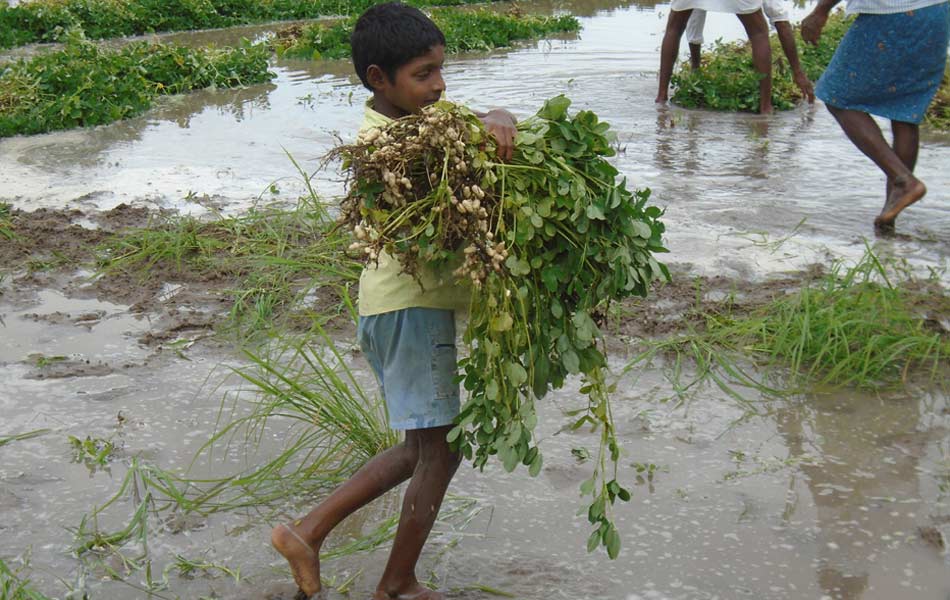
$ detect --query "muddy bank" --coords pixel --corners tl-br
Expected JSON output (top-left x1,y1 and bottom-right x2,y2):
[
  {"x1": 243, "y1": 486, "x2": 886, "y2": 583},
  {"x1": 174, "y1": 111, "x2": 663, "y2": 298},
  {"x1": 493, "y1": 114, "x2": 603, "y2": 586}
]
[{"x1": 1, "y1": 204, "x2": 876, "y2": 351}]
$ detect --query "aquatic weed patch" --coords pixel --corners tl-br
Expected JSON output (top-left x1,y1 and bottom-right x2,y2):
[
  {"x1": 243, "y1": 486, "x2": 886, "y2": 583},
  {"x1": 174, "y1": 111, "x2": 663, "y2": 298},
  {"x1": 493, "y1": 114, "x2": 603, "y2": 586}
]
[
  {"x1": 275, "y1": 8, "x2": 580, "y2": 60},
  {"x1": 0, "y1": 0, "x2": 507, "y2": 49},
  {"x1": 334, "y1": 96, "x2": 668, "y2": 558},
  {"x1": 0, "y1": 34, "x2": 273, "y2": 138},
  {"x1": 671, "y1": 12, "x2": 851, "y2": 112},
  {"x1": 625, "y1": 248, "x2": 950, "y2": 406}
]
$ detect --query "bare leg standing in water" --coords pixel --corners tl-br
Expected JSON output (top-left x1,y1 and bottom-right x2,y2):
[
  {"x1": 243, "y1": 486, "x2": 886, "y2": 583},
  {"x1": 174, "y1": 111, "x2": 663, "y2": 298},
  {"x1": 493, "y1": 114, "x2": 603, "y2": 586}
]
[
  {"x1": 657, "y1": 7, "x2": 773, "y2": 113},
  {"x1": 825, "y1": 106, "x2": 926, "y2": 230},
  {"x1": 737, "y1": 10, "x2": 773, "y2": 114},
  {"x1": 656, "y1": 8, "x2": 694, "y2": 105},
  {"x1": 802, "y1": 0, "x2": 948, "y2": 230}
]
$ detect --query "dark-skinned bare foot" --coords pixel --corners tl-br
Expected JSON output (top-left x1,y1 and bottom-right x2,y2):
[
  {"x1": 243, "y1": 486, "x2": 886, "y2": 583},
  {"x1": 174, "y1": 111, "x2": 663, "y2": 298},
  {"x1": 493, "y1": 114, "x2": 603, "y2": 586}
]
[
  {"x1": 874, "y1": 175, "x2": 926, "y2": 229},
  {"x1": 373, "y1": 581, "x2": 444, "y2": 600},
  {"x1": 272, "y1": 522, "x2": 323, "y2": 598}
]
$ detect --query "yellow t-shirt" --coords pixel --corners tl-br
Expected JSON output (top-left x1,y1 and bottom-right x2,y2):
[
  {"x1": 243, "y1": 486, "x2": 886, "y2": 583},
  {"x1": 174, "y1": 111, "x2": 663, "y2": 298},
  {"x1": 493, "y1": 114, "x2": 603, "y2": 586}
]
[{"x1": 356, "y1": 100, "x2": 470, "y2": 316}]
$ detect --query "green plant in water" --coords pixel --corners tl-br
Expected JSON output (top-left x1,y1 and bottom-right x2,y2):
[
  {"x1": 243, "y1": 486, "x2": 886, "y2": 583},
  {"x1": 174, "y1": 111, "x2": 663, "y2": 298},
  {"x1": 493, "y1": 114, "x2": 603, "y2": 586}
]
[
  {"x1": 0, "y1": 555, "x2": 54, "y2": 600},
  {"x1": 671, "y1": 12, "x2": 852, "y2": 112},
  {"x1": 625, "y1": 246, "x2": 950, "y2": 407},
  {"x1": 0, "y1": 32, "x2": 274, "y2": 138},
  {"x1": 164, "y1": 554, "x2": 241, "y2": 582},
  {"x1": 68, "y1": 435, "x2": 119, "y2": 472},
  {"x1": 275, "y1": 8, "x2": 580, "y2": 60},
  {"x1": 0, "y1": 0, "x2": 507, "y2": 49}
]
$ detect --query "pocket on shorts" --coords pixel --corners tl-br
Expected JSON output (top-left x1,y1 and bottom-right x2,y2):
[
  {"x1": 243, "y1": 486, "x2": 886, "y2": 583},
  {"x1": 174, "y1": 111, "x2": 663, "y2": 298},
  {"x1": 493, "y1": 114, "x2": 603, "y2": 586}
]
[{"x1": 426, "y1": 312, "x2": 458, "y2": 401}]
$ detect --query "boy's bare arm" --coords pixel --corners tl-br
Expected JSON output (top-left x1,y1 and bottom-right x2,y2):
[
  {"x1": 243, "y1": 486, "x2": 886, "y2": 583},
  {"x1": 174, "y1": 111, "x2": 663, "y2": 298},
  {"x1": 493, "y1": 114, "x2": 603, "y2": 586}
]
[
  {"x1": 774, "y1": 21, "x2": 815, "y2": 103},
  {"x1": 473, "y1": 109, "x2": 517, "y2": 162}
]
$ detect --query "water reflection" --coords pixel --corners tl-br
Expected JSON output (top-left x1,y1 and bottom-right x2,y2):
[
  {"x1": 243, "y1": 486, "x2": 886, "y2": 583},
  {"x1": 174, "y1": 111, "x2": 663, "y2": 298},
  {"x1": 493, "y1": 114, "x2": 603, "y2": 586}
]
[
  {"x1": 775, "y1": 390, "x2": 944, "y2": 599},
  {"x1": 151, "y1": 81, "x2": 278, "y2": 128}
]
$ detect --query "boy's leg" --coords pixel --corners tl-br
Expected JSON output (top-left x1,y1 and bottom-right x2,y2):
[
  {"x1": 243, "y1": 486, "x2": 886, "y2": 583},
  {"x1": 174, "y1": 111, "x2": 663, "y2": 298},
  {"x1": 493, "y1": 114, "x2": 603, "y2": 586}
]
[
  {"x1": 824, "y1": 107, "x2": 926, "y2": 228},
  {"x1": 737, "y1": 10, "x2": 773, "y2": 114},
  {"x1": 271, "y1": 438, "x2": 420, "y2": 596},
  {"x1": 656, "y1": 9, "x2": 693, "y2": 104},
  {"x1": 374, "y1": 425, "x2": 461, "y2": 600}
]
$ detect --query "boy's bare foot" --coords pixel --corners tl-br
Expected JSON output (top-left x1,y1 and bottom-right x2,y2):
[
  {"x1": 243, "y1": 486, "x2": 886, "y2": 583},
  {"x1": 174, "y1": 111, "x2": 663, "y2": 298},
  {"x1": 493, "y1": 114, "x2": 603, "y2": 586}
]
[
  {"x1": 373, "y1": 582, "x2": 444, "y2": 599},
  {"x1": 875, "y1": 176, "x2": 926, "y2": 229},
  {"x1": 272, "y1": 522, "x2": 322, "y2": 597}
]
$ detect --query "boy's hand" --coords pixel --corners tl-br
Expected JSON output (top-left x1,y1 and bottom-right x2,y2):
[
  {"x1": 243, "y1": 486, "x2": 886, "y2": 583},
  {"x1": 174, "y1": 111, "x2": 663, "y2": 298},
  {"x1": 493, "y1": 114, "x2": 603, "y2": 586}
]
[
  {"x1": 478, "y1": 109, "x2": 517, "y2": 162},
  {"x1": 793, "y1": 70, "x2": 816, "y2": 103}
]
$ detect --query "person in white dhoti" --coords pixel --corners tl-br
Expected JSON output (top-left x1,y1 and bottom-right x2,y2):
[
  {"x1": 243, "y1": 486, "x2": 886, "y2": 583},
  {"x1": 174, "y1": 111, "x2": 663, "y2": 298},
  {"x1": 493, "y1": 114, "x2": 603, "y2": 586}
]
[
  {"x1": 685, "y1": 0, "x2": 815, "y2": 102},
  {"x1": 656, "y1": 0, "x2": 774, "y2": 113}
]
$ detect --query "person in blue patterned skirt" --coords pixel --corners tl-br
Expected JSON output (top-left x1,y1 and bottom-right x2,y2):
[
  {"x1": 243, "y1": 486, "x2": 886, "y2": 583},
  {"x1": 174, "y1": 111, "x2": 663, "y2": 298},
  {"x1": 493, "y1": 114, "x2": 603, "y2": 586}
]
[{"x1": 802, "y1": 0, "x2": 950, "y2": 231}]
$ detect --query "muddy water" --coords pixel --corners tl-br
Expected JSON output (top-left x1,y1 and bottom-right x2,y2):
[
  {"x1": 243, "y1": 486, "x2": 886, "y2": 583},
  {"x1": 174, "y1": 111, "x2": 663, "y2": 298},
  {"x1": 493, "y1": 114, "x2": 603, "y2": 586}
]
[
  {"x1": 2, "y1": 1, "x2": 949, "y2": 599},
  {"x1": 3, "y1": 0, "x2": 949, "y2": 279}
]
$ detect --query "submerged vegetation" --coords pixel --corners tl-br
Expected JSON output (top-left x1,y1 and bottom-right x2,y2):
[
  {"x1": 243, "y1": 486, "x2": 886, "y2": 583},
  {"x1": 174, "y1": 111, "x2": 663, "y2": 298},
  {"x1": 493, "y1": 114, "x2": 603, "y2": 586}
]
[
  {"x1": 274, "y1": 8, "x2": 580, "y2": 60},
  {"x1": 0, "y1": 34, "x2": 273, "y2": 138},
  {"x1": 671, "y1": 11, "x2": 852, "y2": 112},
  {"x1": 0, "y1": 0, "x2": 502, "y2": 49},
  {"x1": 626, "y1": 247, "x2": 950, "y2": 407}
]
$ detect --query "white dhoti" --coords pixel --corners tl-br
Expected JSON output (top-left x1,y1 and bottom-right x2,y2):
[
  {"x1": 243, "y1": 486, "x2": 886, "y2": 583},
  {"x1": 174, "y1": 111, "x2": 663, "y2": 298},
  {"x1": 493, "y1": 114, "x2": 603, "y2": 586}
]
[{"x1": 671, "y1": 0, "x2": 763, "y2": 14}]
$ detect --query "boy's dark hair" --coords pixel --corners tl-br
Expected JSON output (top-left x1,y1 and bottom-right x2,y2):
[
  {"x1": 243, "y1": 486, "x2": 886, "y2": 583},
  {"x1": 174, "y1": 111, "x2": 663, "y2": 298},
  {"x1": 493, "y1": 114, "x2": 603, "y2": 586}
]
[{"x1": 351, "y1": 2, "x2": 446, "y2": 91}]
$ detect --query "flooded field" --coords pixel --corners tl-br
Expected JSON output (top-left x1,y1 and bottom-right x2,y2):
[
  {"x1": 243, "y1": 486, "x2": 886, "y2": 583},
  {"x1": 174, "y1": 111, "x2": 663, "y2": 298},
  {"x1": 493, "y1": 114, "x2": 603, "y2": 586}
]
[{"x1": 1, "y1": 1, "x2": 949, "y2": 599}]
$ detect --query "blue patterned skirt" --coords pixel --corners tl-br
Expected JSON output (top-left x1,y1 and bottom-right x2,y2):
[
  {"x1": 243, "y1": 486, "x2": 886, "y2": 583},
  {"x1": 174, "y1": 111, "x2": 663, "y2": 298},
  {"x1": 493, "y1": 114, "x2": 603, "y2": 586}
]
[{"x1": 816, "y1": 2, "x2": 950, "y2": 124}]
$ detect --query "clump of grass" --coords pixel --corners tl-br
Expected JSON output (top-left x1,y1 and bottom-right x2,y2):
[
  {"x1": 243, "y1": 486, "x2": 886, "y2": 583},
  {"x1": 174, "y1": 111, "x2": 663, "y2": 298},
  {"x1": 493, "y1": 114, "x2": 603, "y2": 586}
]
[
  {"x1": 202, "y1": 323, "x2": 400, "y2": 501},
  {"x1": 0, "y1": 556, "x2": 54, "y2": 600},
  {"x1": 96, "y1": 188, "x2": 360, "y2": 336},
  {"x1": 0, "y1": 32, "x2": 274, "y2": 138},
  {"x1": 0, "y1": 202, "x2": 14, "y2": 240},
  {"x1": 671, "y1": 12, "x2": 852, "y2": 112},
  {"x1": 626, "y1": 247, "x2": 950, "y2": 404},
  {"x1": 275, "y1": 8, "x2": 580, "y2": 60}
]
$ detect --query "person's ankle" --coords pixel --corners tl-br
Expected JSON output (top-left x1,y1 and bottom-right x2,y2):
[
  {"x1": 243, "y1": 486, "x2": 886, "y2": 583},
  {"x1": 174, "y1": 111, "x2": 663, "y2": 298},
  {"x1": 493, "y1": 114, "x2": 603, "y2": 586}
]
[{"x1": 377, "y1": 575, "x2": 420, "y2": 597}]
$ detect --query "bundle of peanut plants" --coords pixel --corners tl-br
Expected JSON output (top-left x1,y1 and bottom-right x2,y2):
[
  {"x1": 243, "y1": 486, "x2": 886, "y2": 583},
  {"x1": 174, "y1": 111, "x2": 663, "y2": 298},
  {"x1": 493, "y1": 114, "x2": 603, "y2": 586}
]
[{"x1": 333, "y1": 96, "x2": 669, "y2": 558}]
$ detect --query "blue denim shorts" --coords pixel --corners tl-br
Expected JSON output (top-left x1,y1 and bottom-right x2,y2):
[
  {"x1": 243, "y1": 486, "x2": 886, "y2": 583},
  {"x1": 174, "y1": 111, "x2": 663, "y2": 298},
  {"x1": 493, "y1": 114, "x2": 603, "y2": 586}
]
[{"x1": 357, "y1": 307, "x2": 460, "y2": 431}]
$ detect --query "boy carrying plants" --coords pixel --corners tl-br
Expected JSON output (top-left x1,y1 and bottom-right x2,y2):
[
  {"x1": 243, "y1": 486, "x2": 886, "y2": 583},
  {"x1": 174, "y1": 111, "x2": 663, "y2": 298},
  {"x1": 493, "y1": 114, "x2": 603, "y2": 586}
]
[{"x1": 270, "y1": 3, "x2": 516, "y2": 599}]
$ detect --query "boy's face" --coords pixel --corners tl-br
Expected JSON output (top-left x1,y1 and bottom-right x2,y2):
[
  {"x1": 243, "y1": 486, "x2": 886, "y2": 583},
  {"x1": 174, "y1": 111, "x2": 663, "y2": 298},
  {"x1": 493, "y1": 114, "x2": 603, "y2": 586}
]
[{"x1": 369, "y1": 44, "x2": 445, "y2": 119}]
